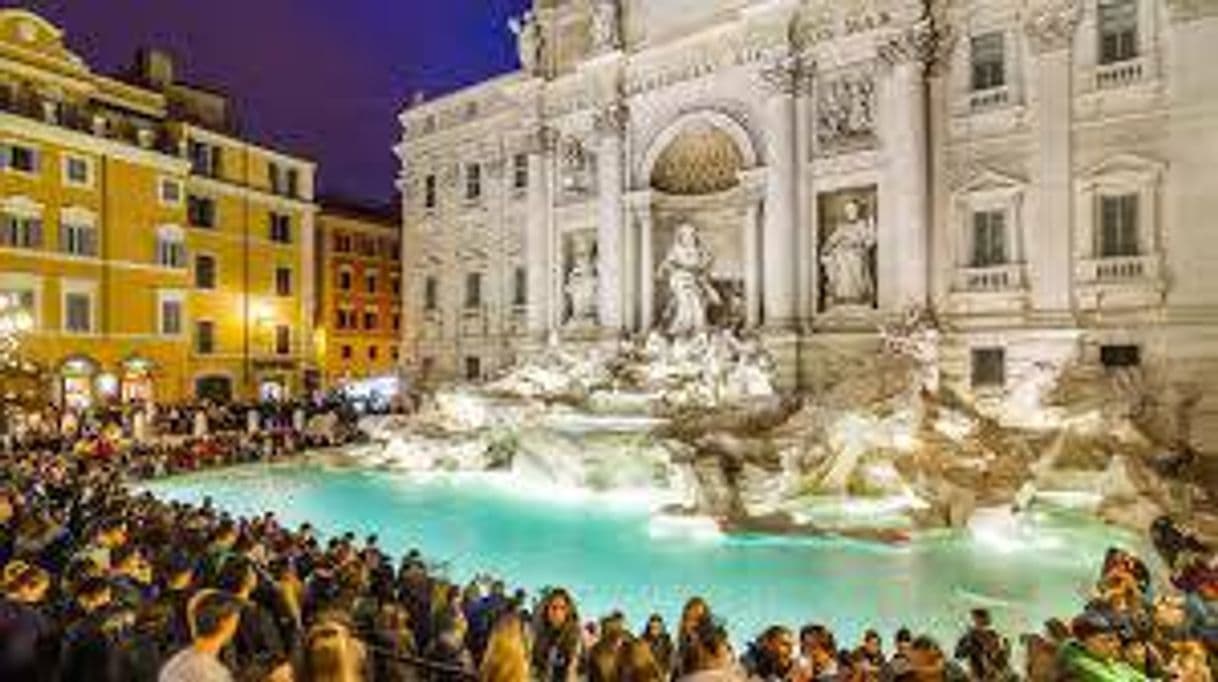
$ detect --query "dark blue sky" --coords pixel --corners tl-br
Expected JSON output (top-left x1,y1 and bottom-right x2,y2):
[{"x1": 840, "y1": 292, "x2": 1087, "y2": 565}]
[{"x1": 5, "y1": 0, "x2": 530, "y2": 203}]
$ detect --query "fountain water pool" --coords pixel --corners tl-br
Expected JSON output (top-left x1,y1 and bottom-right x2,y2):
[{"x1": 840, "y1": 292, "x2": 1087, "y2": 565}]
[{"x1": 140, "y1": 459, "x2": 1146, "y2": 650}]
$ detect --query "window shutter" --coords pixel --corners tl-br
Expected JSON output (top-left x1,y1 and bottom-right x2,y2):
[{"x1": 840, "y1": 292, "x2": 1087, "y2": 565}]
[{"x1": 27, "y1": 219, "x2": 42, "y2": 248}]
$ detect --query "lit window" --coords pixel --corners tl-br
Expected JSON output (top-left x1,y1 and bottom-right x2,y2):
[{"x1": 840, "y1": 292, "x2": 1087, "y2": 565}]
[
  {"x1": 275, "y1": 266, "x2": 293, "y2": 297},
  {"x1": 0, "y1": 213, "x2": 42, "y2": 249},
  {"x1": 269, "y1": 212, "x2": 292, "y2": 243},
  {"x1": 156, "y1": 228, "x2": 187, "y2": 268},
  {"x1": 60, "y1": 221, "x2": 97, "y2": 257}
]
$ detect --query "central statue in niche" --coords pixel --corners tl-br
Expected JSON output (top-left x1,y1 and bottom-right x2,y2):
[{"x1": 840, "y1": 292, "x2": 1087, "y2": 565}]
[{"x1": 658, "y1": 222, "x2": 721, "y2": 337}]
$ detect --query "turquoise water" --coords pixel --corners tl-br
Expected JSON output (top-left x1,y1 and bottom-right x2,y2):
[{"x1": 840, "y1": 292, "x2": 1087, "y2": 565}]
[{"x1": 141, "y1": 461, "x2": 1142, "y2": 650}]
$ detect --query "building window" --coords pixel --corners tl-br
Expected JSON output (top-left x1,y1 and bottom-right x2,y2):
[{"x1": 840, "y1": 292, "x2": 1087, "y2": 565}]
[
  {"x1": 335, "y1": 308, "x2": 351, "y2": 330},
  {"x1": 388, "y1": 240, "x2": 401, "y2": 262},
  {"x1": 275, "y1": 325, "x2": 291, "y2": 355},
  {"x1": 339, "y1": 268, "x2": 353, "y2": 291},
  {"x1": 391, "y1": 346, "x2": 400, "y2": 362},
  {"x1": 513, "y1": 153, "x2": 528, "y2": 190},
  {"x1": 424, "y1": 174, "x2": 437, "y2": 209},
  {"x1": 512, "y1": 266, "x2": 527, "y2": 306},
  {"x1": 390, "y1": 274, "x2": 401, "y2": 296},
  {"x1": 364, "y1": 310, "x2": 378, "y2": 330},
  {"x1": 465, "y1": 356, "x2": 481, "y2": 381},
  {"x1": 187, "y1": 195, "x2": 216, "y2": 228},
  {"x1": 1101, "y1": 344, "x2": 1141, "y2": 369},
  {"x1": 392, "y1": 313, "x2": 401, "y2": 331},
  {"x1": 195, "y1": 320, "x2": 216, "y2": 354},
  {"x1": 60, "y1": 221, "x2": 97, "y2": 257},
  {"x1": 368, "y1": 346, "x2": 379, "y2": 361},
  {"x1": 269, "y1": 212, "x2": 293, "y2": 244},
  {"x1": 195, "y1": 254, "x2": 217, "y2": 289},
  {"x1": 971, "y1": 210, "x2": 1007, "y2": 267},
  {"x1": 0, "y1": 213, "x2": 42, "y2": 249},
  {"x1": 64, "y1": 292, "x2": 92, "y2": 334},
  {"x1": 0, "y1": 289, "x2": 35, "y2": 329},
  {"x1": 365, "y1": 270, "x2": 378, "y2": 294},
  {"x1": 465, "y1": 272, "x2": 482, "y2": 309},
  {"x1": 63, "y1": 155, "x2": 91, "y2": 187},
  {"x1": 1, "y1": 143, "x2": 40, "y2": 174},
  {"x1": 341, "y1": 345, "x2": 353, "y2": 360},
  {"x1": 159, "y1": 294, "x2": 183, "y2": 336},
  {"x1": 159, "y1": 178, "x2": 183, "y2": 205},
  {"x1": 334, "y1": 233, "x2": 352, "y2": 253},
  {"x1": 188, "y1": 140, "x2": 221, "y2": 177},
  {"x1": 268, "y1": 162, "x2": 299, "y2": 197},
  {"x1": 1098, "y1": 194, "x2": 1139, "y2": 257},
  {"x1": 465, "y1": 163, "x2": 481, "y2": 201},
  {"x1": 275, "y1": 266, "x2": 293, "y2": 297},
  {"x1": 971, "y1": 348, "x2": 1006, "y2": 388},
  {"x1": 970, "y1": 32, "x2": 1005, "y2": 92},
  {"x1": 156, "y1": 229, "x2": 187, "y2": 268},
  {"x1": 1098, "y1": 0, "x2": 1138, "y2": 65},
  {"x1": 424, "y1": 276, "x2": 438, "y2": 311}
]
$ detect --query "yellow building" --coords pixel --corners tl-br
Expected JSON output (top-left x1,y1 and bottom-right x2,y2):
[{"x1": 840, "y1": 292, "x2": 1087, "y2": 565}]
[
  {"x1": 315, "y1": 199, "x2": 403, "y2": 389},
  {"x1": 0, "y1": 10, "x2": 317, "y2": 406}
]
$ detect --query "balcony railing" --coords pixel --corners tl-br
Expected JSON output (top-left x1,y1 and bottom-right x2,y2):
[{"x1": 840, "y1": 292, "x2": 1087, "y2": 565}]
[
  {"x1": 1096, "y1": 58, "x2": 1145, "y2": 90},
  {"x1": 0, "y1": 91, "x2": 176, "y2": 156},
  {"x1": 1078, "y1": 254, "x2": 1158, "y2": 283},
  {"x1": 969, "y1": 86, "x2": 1010, "y2": 112},
  {"x1": 954, "y1": 263, "x2": 1024, "y2": 293}
]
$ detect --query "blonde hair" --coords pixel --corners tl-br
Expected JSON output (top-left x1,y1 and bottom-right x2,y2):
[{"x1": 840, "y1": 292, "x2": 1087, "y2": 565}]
[
  {"x1": 305, "y1": 618, "x2": 366, "y2": 682},
  {"x1": 480, "y1": 612, "x2": 530, "y2": 682}
]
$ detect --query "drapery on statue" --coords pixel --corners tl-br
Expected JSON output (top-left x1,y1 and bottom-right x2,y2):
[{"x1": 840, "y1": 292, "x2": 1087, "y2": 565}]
[
  {"x1": 821, "y1": 198, "x2": 877, "y2": 308},
  {"x1": 564, "y1": 238, "x2": 599, "y2": 325},
  {"x1": 658, "y1": 223, "x2": 721, "y2": 337},
  {"x1": 590, "y1": 0, "x2": 622, "y2": 53},
  {"x1": 509, "y1": 11, "x2": 543, "y2": 75}
]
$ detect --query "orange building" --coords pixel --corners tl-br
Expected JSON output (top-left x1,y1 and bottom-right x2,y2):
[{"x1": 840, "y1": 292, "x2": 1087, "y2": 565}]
[{"x1": 314, "y1": 199, "x2": 402, "y2": 389}]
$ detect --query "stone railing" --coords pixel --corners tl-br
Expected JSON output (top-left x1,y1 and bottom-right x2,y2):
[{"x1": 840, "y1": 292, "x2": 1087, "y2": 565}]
[
  {"x1": 1095, "y1": 57, "x2": 1145, "y2": 90},
  {"x1": 1078, "y1": 254, "x2": 1158, "y2": 283},
  {"x1": 954, "y1": 263, "x2": 1024, "y2": 293},
  {"x1": 970, "y1": 85, "x2": 1011, "y2": 112}
]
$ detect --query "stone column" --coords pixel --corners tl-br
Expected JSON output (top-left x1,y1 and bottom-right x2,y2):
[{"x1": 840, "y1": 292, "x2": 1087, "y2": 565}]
[
  {"x1": 596, "y1": 103, "x2": 627, "y2": 332},
  {"x1": 878, "y1": 24, "x2": 933, "y2": 310},
  {"x1": 525, "y1": 130, "x2": 553, "y2": 337},
  {"x1": 761, "y1": 66, "x2": 799, "y2": 328},
  {"x1": 739, "y1": 170, "x2": 767, "y2": 329},
  {"x1": 1025, "y1": 2, "x2": 1081, "y2": 314},
  {"x1": 637, "y1": 200, "x2": 655, "y2": 331}
]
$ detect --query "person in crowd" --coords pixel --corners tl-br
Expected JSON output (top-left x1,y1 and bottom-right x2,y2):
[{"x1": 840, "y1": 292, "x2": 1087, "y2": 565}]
[
  {"x1": 480, "y1": 610, "x2": 529, "y2": 682},
  {"x1": 217, "y1": 555, "x2": 287, "y2": 672},
  {"x1": 159, "y1": 589, "x2": 242, "y2": 682},
  {"x1": 641, "y1": 612, "x2": 675, "y2": 677},
  {"x1": 301, "y1": 615, "x2": 367, "y2": 682},
  {"x1": 677, "y1": 616, "x2": 742, "y2": 682},
  {"x1": 740, "y1": 625, "x2": 795, "y2": 682},
  {"x1": 952, "y1": 609, "x2": 1014, "y2": 681},
  {"x1": 1055, "y1": 610, "x2": 1148, "y2": 681},
  {"x1": 619, "y1": 636, "x2": 666, "y2": 682},
  {"x1": 0, "y1": 562, "x2": 55, "y2": 680},
  {"x1": 58, "y1": 575, "x2": 135, "y2": 682},
  {"x1": 532, "y1": 587, "x2": 582, "y2": 682}
]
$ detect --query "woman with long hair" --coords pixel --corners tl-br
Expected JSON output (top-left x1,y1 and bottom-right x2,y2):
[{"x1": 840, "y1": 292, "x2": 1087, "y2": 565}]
[
  {"x1": 620, "y1": 637, "x2": 665, "y2": 682},
  {"x1": 302, "y1": 616, "x2": 367, "y2": 682},
  {"x1": 674, "y1": 597, "x2": 711, "y2": 679},
  {"x1": 480, "y1": 611, "x2": 530, "y2": 682},
  {"x1": 531, "y1": 588, "x2": 582, "y2": 682}
]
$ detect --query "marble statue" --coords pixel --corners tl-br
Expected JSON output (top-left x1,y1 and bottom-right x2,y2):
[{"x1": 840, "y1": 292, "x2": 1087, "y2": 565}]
[
  {"x1": 565, "y1": 238, "x2": 599, "y2": 325},
  {"x1": 590, "y1": 0, "x2": 621, "y2": 53},
  {"x1": 821, "y1": 199, "x2": 877, "y2": 308},
  {"x1": 816, "y1": 73, "x2": 876, "y2": 152},
  {"x1": 509, "y1": 11, "x2": 543, "y2": 75},
  {"x1": 658, "y1": 223, "x2": 721, "y2": 337}
]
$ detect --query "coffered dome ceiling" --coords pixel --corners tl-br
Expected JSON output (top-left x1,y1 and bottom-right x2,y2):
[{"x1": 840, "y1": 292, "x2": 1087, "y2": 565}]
[{"x1": 649, "y1": 123, "x2": 744, "y2": 196}]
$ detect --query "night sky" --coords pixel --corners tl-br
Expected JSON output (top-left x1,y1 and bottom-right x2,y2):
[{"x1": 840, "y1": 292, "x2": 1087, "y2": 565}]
[{"x1": 3, "y1": 0, "x2": 531, "y2": 204}]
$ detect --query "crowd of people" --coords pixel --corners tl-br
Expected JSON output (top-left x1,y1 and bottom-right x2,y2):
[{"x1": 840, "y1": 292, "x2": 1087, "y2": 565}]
[{"x1": 0, "y1": 399, "x2": 1214, "y2": 681}]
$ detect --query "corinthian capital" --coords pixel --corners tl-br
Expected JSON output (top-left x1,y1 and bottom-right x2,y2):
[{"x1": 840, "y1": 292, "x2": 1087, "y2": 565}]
[
  {"x1": 877, "y1": 19, "x2": 946, "y2": 70},
  {"x1": 594, "y1": 101, "x2": 629, "y2": 137},
  {"x1": 1024, "y1": 0, "x2": 1082, "y2": 54},
  {"x1": 760, "y1": 54, "x2": 816, "y2": 97}
]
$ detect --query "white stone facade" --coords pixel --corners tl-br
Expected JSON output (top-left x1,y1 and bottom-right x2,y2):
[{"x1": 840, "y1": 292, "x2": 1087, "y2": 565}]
[{"x1": 397, "y1": 0, "x2": 1218, "y2": 446}]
